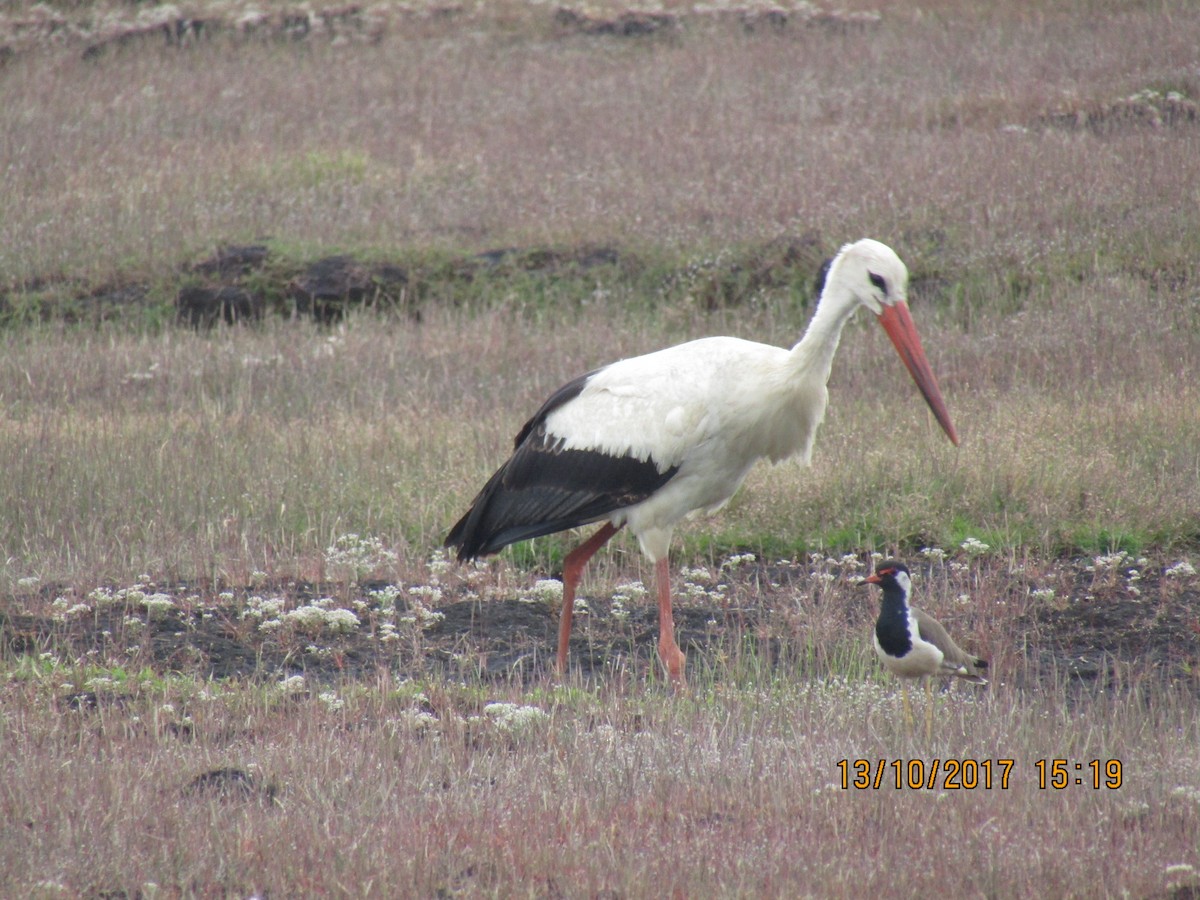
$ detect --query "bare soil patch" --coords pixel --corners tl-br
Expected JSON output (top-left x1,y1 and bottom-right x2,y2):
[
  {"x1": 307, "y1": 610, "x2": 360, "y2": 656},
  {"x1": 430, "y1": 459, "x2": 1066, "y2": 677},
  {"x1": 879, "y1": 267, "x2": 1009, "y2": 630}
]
[{"x1": 5, "y1": 557, "x2": 1197, "y2": 693}]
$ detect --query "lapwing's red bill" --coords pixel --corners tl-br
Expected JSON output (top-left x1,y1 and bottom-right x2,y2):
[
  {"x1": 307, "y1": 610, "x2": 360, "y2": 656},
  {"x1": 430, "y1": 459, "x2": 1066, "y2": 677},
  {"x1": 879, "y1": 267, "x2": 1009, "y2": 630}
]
[
  {"x1": 877, "y1": 301, "x2": 960, "y2": 446},
  {"x1": 865, "y1": 568, "x2": 897, "y2": 586}
]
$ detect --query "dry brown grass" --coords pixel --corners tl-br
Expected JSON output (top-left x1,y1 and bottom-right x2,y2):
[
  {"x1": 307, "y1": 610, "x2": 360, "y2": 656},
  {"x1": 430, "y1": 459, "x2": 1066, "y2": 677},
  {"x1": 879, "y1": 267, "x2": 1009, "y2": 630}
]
[
  {"x1": 2, "y1": 0, "x2": 1198, "y2": 290},
  {"x1": 2, "y1": 635, "x2": 1198, "y2": 897},
  {"x1": 3, "y1": 2, "x2": 1200, "y2": 896}
]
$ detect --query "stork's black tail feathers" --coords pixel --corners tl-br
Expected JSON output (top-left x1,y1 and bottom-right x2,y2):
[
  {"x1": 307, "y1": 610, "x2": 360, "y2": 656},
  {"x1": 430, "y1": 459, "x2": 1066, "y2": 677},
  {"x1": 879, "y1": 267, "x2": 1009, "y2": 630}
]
[
  {"x1": 445, "y1": 368, "x2": 677, "y2": 560},
  {"x1": 444, "y1": 440, "x2": 676, "y2": 560}
]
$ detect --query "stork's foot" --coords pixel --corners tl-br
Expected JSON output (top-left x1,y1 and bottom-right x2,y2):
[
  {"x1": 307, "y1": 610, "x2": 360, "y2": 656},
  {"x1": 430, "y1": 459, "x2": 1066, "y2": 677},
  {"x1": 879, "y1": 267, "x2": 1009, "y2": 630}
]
[{"x1": 659, "y1": 641, "x2": 687, "y2": 692}]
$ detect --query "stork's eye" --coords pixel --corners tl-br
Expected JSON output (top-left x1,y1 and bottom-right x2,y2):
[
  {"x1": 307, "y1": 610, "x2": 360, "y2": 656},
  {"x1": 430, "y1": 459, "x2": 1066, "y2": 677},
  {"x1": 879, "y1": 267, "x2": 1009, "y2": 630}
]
[{"x1": 868, "y1": 271, "x2": 887, "y2": 293}]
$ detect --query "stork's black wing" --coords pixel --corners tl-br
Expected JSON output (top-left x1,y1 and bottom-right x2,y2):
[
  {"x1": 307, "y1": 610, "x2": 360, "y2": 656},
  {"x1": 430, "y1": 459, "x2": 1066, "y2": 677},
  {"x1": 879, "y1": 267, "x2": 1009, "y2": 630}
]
[{"x1": 445, "y1": 369, "x2": 678, "y2": 559}]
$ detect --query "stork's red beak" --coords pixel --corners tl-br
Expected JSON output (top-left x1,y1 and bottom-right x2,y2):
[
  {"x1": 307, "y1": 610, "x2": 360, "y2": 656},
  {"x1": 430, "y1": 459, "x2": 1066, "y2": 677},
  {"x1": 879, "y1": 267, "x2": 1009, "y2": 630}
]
[
  {"x1": 877, "y1": 301, "x2": 960, "y2": 446},
  {"x1": 864, "y1": 572, "x2": 883, "y2": 584}
]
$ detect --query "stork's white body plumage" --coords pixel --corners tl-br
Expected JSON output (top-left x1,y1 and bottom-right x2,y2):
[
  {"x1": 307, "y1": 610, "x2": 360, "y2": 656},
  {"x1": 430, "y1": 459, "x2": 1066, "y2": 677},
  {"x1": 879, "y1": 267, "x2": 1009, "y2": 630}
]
[
  {"x1": 447, "y1": 239, "x2": 960, "y2": 686},
  {"x1": 551, "y1": 335, "x2": 830, "y2": 561}
]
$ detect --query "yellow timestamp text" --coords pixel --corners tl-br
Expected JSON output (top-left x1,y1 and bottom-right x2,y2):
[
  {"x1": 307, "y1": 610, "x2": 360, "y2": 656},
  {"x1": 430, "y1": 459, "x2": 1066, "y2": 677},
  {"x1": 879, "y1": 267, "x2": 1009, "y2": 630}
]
[
  {"x1": 835, "y1": 758, "x2": 1124, "y2": 790},
  {"x1": 1033, "y1": 758, "x2": 1123, "y2": 790}
]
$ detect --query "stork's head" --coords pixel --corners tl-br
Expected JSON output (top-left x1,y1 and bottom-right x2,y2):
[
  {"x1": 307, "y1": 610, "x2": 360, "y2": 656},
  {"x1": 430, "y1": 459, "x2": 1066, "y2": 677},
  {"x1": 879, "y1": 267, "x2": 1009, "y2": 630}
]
[
  {"x1": 827, "y1": 238, "x2": 909, "y2": 316},
  {"x1": 828, "y1": 239, "x2": 960, "y2": 446}
]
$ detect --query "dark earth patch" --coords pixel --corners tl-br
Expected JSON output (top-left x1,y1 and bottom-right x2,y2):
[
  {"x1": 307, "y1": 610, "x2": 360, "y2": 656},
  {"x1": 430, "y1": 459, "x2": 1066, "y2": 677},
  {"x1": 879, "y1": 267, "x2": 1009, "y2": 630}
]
[{"x1": 4, "y1": 557, "x2": 1197, "y2": 694}]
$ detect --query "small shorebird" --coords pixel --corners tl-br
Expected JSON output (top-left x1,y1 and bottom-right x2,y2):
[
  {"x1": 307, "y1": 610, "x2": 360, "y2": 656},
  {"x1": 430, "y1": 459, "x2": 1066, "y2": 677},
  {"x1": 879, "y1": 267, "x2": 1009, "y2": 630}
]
[{"x1": 865, "y1": 560, "x2": 987, "y2": 738}]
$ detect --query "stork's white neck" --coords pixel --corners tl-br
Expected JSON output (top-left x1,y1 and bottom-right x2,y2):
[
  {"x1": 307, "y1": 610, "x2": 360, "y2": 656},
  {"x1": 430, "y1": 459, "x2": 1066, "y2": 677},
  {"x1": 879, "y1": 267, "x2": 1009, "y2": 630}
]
[{"x1": 786, "y1": 274, "x2": 862, "y2": 383}]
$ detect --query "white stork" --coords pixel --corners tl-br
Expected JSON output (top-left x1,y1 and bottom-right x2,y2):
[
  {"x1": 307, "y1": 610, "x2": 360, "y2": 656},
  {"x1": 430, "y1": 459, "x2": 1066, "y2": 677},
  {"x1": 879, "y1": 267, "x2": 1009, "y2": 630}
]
[
  {"x1": 864, "y1": 560, "x2": 988, "y2": 739},
  {"x1": 446, "y1": 238, "x2": 959, "y2": 687}
]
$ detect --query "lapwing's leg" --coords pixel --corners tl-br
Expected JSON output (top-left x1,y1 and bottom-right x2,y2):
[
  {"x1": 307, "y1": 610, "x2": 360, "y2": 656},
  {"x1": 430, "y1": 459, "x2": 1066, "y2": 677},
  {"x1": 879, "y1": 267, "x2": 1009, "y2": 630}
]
[
  {"x1": 901, "y1": 682, "x2": 913, "y2": 733},
  {"x1": 924, "y1": 678, "x2": 934, "y2": 742}
]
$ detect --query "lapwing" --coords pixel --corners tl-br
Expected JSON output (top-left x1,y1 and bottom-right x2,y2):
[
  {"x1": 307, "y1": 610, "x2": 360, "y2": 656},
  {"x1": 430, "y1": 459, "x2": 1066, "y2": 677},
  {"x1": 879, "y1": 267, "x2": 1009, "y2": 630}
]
[{"x1": 865, "y1": 560, "x2": 987, "y2": 738}]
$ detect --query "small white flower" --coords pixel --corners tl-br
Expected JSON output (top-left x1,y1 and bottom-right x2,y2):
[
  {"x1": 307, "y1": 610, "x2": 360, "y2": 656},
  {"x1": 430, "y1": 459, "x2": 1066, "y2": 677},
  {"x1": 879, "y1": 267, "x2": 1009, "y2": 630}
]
[
  {"x1": 408, "y1": 585, "x2": 443, "y2": 603},
  {"x1": 141, "y1": 593, "x2": 175, "y2": 617},
  {"x1": 520, "y1": 579, "x2": 563, "y2": 605},
  {"x1": 920, "y1": 547, "x2": 947, "y2": 562},
  {"x1": 394, "y1": 709, "x2": 438, "y2": 729},
  {"x1": 325, "y1": 533, "x2": 398, "y2": 579},
  {"x1": 1090, "y1": 551, "x2": 1129, "y2": 571},
  {"x1": 323, "y1": 608, "x2": 360, "y2": 633},
  {"x1": 283, "y1": 605, "x2": 329, "y2": 630},
  {"x1": 426, "y1": 549, "x2": 451, "y2": 579},
  {"x1": 278, "y1": 675, "x2": 307, "y2": 695},
  {"x1": 1165, "y1": 560, "x2": 1196, "y2": 578},
  {"x1": 680, "y1": 566, "x2": 713, "y2": 584},
  {"x1": 369, "y1": 584, "x2": 403, "y2": 606},
  {"x1": 397, "y1": 599, "x2": 445, "y2": 629},
  {"x1": 960, "y1": 537, "x2": 990, "y2": 555},
  {"x1": 318, "y1": 691, "x2": 344, "y2": 711},
  {"x1": 484, "y1": 702, "x2": 550, "y2": 734},
  {"x1": 721, "y1": 552, "x2": 757, "y2": 570},
  {"x1": 613, "y1": 581, "x2": 647, "y2": 601},
  {"x1": 88, "y1": 587, "x2": 117, "y2": 607},
  {"x1": 242, "y1": 595, "x2": 285, "y2": 620}
]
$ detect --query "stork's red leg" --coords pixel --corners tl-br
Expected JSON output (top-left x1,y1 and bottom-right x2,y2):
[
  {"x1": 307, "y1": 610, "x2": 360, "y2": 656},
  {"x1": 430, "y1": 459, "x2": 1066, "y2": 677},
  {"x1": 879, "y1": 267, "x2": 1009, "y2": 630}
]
[
  {"x1": 655, "y1": 557, "x2": 686, "y2": 688},
  {"x1": 556, "y1": 521, "x2": 620, "y2": 676}
]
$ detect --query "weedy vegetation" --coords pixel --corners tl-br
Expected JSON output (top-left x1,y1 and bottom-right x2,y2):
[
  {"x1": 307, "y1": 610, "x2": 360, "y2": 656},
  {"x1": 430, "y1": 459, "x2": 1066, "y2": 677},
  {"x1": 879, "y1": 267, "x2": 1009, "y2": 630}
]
[{"x1": 1, "y1": 0, "x2": 1199, "y2": 896}]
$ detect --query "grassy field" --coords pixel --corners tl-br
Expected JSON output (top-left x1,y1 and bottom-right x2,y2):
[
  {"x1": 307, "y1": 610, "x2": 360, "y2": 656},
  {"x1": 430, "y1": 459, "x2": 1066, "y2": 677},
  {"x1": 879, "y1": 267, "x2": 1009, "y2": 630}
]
[{"x1": 2, "y1": 0, "x2": 1200, "y2": 896}]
